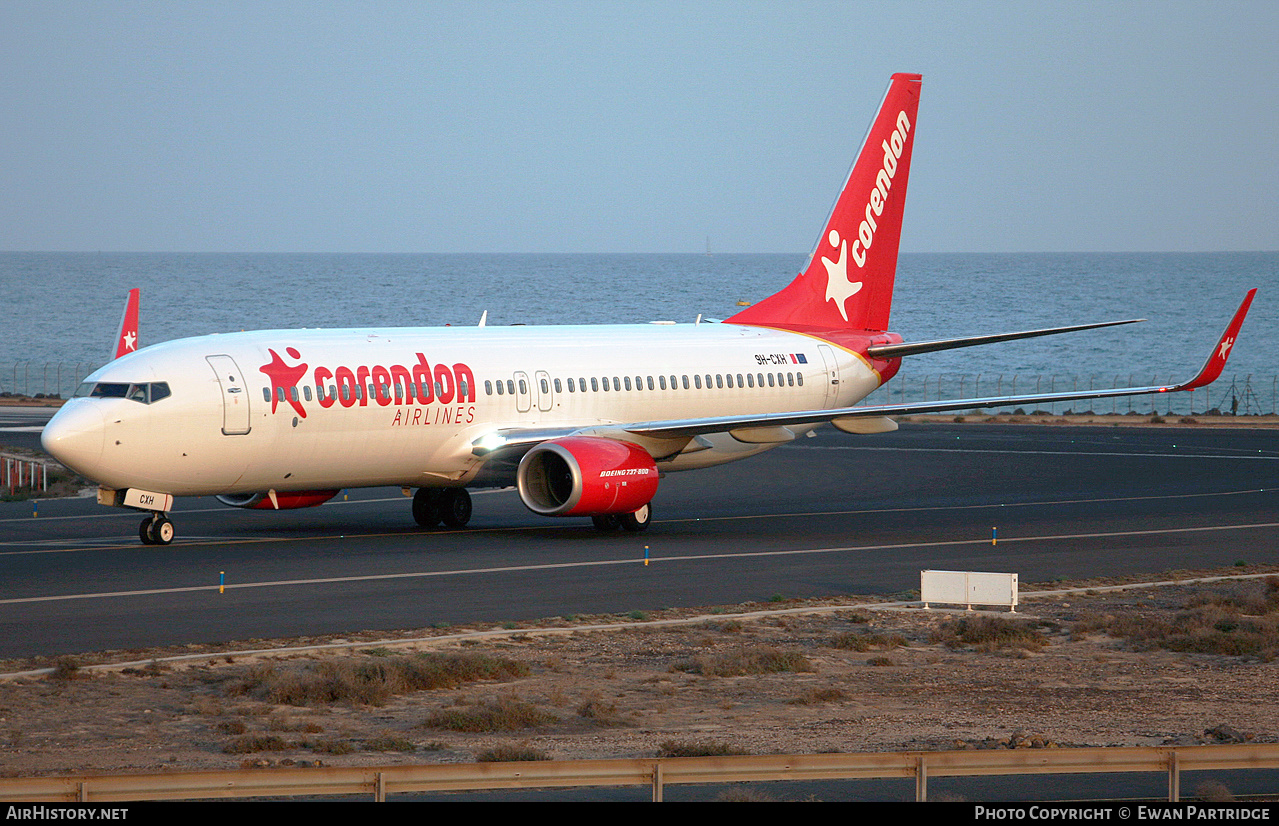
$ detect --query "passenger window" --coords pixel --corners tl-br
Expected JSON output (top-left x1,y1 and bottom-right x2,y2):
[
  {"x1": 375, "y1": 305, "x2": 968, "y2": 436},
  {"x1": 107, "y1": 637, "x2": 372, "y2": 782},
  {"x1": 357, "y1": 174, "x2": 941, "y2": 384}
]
[
  {"x1": 659, "y1": 375, "x2": 667, "y2": 390},
  {"x1": 554, "y1": 378, "x2": 562, "y2": 393},
  {"x1": 757, "y1": 373, "x2": 764, "y2": 387},
  {"x1": 496, "y1": 381, "x2": 505, "y2": 395},
  {"x1": 485, "y1": 380, "x2": 493, "y2": 396},
  {"x1": 540, "y1": 378, "x2": 548, "y2": 394},
  {"x1": 304, "y1": 386, "x2": 313, "y2": 402},
  {"x1": 797, "y1": 373, "x2": 804, "y2": 386},
  {"x1": 747, "y1": 374, "x2": 754, "y2": 388},
  {"x1": 647, "y1": 376, "x2": 654, "y2": 391},
  {"x1": 716, "y1": 374, "x2": 723, "y2": 389},
  {"x1": 601, "y1": 377, "x2": 609, "y2": 392},
  {"x1": 507, "y1": 380, "x2": 515, "y2": 395},
  {"x1": 612, "y1": 377, "x2": 620, "y2": 391},
  {"x1": 567, "y1": 378, "x2": 575, "y2": 392},
  {"x1": 767, "y1": 374, "x2": 775, "y2": 388},
  {"x1": 519, "y1": 379, "x2": 527, "y2": 394},
  {"x1": 591, "y1": 377, "x2": 599, "y2": 392}
]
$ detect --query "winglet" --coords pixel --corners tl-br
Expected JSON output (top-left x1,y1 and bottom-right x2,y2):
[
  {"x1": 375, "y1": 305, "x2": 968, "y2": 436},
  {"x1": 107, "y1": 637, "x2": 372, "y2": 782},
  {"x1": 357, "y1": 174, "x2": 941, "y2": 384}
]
[
  {"x1": 1172, "y1": 288, "x2": 1256, "y2": 391},
  {"x1": 112, "y1": 288, "x2": 140, "y2": 360}
]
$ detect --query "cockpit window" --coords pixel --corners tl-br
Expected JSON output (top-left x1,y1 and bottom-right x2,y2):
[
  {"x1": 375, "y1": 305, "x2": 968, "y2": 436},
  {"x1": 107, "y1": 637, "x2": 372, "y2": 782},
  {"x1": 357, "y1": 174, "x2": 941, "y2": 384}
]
[
  {"x1": 90, "y1": 383, "x2": 130, "y2": 398},
  {"x1": 76, "y1": 382, "x2": 171, "y2": 404}
]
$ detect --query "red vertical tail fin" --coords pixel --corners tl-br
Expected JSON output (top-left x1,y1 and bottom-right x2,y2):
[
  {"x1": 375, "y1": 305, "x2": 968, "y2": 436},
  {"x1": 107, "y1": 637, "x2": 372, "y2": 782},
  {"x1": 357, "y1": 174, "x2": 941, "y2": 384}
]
[
  {"x1": 112, "y1": 288, "x2": 140, "y2": 360},
  {"x1": 729, "y1": 73, "x2": 922, "y2": 333}
]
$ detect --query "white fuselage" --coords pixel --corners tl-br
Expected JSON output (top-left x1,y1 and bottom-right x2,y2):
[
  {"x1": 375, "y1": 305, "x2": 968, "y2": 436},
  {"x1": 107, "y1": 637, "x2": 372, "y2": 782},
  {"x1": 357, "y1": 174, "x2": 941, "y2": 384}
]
[{"x1": 45, "y1": 321, "x2": 881, "y2": 497}]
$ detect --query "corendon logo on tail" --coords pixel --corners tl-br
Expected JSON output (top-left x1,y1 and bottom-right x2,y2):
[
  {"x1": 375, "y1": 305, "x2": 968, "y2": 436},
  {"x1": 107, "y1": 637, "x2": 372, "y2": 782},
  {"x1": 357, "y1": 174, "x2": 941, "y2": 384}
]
[
  {"x1": 822, "y1": 108, "x2": 912, "y2": 321},
  {"x1": 259, "y1": 349, "x2": 476, "y2": 423}
]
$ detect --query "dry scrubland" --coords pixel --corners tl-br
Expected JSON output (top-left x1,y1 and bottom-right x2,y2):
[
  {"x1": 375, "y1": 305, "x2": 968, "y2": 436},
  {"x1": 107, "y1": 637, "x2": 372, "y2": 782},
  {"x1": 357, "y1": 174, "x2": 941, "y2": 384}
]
[{"x1": 2, "y1": 569, "x2": 1278, "y2": 799}]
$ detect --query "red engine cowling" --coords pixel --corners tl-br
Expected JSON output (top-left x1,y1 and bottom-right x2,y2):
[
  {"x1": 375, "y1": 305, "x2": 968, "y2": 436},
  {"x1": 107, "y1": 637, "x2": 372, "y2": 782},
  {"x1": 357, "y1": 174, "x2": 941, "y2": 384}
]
[
  {"x1": 216, "y1": 490, "x2": 341, "y2": 510},
  {"x1": 517, "y1": 437, "x2": 658, "y2": 517}
]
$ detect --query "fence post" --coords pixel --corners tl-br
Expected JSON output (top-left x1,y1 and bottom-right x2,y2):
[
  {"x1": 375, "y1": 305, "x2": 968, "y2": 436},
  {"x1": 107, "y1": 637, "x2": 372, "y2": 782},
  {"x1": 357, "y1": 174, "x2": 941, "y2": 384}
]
[
  {"x1": 916, "y1": 756, "x2": 928, "y2": 802},
  {"x1": 652, "y1": 762, "x2": 663, "y2": 802},
  {"x1": 1167, "y1": 750, "x2": 1179, "y2": 802}
]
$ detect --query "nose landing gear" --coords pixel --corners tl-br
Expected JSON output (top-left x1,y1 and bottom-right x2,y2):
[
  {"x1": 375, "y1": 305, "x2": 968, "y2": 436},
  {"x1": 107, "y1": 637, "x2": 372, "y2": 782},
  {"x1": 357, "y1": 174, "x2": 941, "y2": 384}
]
[{"x1": 139, "y1": 513, "x2": 174, "y2": 545}]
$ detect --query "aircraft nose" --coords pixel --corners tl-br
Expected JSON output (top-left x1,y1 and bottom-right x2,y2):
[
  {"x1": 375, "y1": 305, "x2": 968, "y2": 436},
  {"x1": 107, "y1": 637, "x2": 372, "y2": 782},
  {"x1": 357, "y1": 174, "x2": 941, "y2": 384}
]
[{"x1": 41, "y1": 402, "x2": 105, "y2": 479}]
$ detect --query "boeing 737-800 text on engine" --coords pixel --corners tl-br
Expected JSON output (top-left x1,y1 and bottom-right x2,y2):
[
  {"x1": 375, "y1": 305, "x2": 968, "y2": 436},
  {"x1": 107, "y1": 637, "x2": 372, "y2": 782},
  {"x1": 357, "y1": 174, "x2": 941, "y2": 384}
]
[{"x1": 41, "y1": 74, "x2": 1256, "y2": 545}]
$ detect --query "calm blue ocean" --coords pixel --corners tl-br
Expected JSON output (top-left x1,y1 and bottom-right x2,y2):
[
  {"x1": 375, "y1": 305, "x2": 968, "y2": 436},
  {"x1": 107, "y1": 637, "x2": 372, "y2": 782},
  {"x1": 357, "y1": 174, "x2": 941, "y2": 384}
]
[{"x1": 1, "y1": 251, "x2": 1274, "y2": 410}]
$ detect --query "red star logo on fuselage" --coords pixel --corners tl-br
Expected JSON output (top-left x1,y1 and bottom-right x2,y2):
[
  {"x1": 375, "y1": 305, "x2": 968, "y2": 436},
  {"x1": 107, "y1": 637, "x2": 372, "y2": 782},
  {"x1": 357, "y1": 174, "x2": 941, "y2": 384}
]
[{"x1": 259, "y1": 347, "x2": 309, "y2": 418}]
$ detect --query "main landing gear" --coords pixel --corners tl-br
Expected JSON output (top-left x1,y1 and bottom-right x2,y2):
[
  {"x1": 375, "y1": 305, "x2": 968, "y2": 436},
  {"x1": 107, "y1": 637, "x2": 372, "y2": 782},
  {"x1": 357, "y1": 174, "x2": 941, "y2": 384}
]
[
  {"x1": 413, "y1": 487, "x2": 473, "y2": 529},
  {"x1": 591, "y1": 502, "x2": 652, "y2": 533},
  {"x1": 139, "y1": 513, "x2": 175, "y2": 546}
]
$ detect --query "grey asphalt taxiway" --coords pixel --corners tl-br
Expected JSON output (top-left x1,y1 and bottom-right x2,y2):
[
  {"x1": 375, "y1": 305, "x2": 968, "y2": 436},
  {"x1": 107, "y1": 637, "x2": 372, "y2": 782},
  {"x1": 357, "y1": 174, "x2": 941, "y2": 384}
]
[{"x1": 2, "y1": 421, "x2": 1277, "y2": 659}]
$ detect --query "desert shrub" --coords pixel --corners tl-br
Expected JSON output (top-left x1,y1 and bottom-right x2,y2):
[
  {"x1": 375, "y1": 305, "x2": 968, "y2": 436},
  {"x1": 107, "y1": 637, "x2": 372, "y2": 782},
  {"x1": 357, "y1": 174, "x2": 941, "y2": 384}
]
[
  {"x1": 477, "y1": 743, "x2": 551, "y2": 762},
  {"x1": 931, "y1": 616, "x2": 1047, "y2": 652},
  {"x1": 672, "y1": 645, "x2": 813, "y2": 677},
  {"x1": 422, "y1": 697, "x2": 558, "y2": 732},
  {"x1": 223, "y1": 735, "x2": 290, "y2": 754},
  {"x1": 658, "y1": 739, "x2": 748, "y2": 757},
  {"x1": 225, "y1": 652, "x2": 530, "y2": 707},
  {"x1": 831, "y1": 631, "x2": 907, "y2": 651}
]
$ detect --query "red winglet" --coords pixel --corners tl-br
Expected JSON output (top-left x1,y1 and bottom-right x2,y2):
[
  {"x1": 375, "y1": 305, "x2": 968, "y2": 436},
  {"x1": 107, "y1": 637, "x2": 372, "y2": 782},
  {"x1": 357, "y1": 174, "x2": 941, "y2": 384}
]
[
  {"x1": 1174, "y1": 288, "x2": 1256, "y2": 391},
  {"x1": 113, "y1": 288, "x2": 140, "y2": 360}
]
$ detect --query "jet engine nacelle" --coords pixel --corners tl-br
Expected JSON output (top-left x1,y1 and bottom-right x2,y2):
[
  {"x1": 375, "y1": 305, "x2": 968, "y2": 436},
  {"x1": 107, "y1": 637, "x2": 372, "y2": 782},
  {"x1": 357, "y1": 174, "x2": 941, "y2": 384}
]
[
  {"x1": 216, "y1": 490, "x2": 341, "y2": 510},
  {"x1": 517, "y1": 436, "x2": 658, "y2": 517}
]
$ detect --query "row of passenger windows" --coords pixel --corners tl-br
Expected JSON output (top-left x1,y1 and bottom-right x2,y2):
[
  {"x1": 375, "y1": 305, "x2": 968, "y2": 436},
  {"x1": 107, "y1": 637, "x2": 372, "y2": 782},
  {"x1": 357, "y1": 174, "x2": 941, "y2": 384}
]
[
  {"x1": 485, "y1": 371, "x2": 804, "y2": 397},
  {"x1": 257, "y1": 370, "x2": 806, "y2": 405},
  {"x1": 262, "y1": 379, "x2": 470, "y2": 404}
]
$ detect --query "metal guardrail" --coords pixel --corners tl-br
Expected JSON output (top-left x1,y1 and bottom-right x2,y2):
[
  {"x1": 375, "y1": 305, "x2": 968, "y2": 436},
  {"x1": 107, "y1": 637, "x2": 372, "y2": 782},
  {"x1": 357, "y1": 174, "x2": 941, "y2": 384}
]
[
  {"x1": 3, "y1": 362, "x2": 1277, "y2": 415},
  {"x1": 1, "y1": 743, "x2": 1276, "y2": 802},
  {"x1": 2, "y1": 452, "x2": 49, "y2": 494}
]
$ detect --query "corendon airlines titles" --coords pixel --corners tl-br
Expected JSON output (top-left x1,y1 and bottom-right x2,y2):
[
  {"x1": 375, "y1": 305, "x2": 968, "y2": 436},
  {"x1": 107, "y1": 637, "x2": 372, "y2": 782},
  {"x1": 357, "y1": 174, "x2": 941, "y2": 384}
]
[{"x1": 260, "y1": 347, "x2": 477, "y2": 424}]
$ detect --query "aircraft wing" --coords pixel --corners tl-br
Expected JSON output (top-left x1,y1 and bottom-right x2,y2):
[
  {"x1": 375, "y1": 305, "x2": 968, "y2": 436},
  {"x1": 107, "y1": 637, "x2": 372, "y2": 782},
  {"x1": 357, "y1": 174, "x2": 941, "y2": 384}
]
[{"x1": 471, "y1": 290, "x2": 1255, "y2": 460}]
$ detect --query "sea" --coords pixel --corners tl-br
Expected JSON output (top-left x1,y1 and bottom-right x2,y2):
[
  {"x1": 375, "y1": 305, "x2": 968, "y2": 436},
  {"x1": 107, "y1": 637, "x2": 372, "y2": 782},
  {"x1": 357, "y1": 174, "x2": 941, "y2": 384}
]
[{"x1": 1, "y1": 251, "x2": 1274, "y2": 413}]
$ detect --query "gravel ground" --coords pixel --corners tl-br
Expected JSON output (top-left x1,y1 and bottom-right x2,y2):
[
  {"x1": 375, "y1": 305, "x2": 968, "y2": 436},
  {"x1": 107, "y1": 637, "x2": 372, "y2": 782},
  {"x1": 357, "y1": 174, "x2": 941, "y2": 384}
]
[{"x1": 2, "y1": 568, "x2": 1277, "y2": 779}]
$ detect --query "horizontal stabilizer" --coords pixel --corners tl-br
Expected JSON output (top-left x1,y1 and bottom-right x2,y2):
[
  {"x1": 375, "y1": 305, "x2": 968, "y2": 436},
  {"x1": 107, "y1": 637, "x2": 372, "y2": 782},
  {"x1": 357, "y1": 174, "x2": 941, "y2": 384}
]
[{"x1": 866, "y1": 318, "x2": 1143, "y2": 359}]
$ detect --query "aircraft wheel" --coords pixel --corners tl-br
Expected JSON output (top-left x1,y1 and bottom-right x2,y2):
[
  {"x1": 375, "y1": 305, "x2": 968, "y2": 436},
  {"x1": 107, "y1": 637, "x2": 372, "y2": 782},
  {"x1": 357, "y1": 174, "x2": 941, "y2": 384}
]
[
  {"x1": 412, "y1": 488, "x2": 441, "y2": 528},
  {"x1": 620, "y1": 503, "x2": 652, "y2": 533},
  {"x1": 139, "y1": 516, "x2": 155, "y2": 545},
  {"x1": 141, "y1": 514, "x2": 174, "y2": 545},
  {"x1": 591, "y1": 514, "x2": 621, "y2": 532},
  {"x1": 439, "y1": 488, "x2": 472, "y2": 528}
]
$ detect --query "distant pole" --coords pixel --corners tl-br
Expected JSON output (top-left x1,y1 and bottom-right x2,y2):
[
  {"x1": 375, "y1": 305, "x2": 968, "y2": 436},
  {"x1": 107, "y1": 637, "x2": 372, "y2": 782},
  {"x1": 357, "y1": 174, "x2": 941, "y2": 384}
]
[
  {"x1": 219, "y1": 572, "x2": 225, "y2": 594},
  {"x1": 644, "y1": 545, "x2": 650, "y2": 566},
  {"x1": 992, "y1": 527, "x2": 997, "y2": 546}
]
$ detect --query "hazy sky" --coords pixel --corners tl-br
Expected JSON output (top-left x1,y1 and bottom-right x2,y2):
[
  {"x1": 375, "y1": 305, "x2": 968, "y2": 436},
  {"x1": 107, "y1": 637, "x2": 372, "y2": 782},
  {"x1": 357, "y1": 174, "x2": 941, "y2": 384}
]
[{"x1": 2, "y1": 1, "x2": 1276, "y2": 253}]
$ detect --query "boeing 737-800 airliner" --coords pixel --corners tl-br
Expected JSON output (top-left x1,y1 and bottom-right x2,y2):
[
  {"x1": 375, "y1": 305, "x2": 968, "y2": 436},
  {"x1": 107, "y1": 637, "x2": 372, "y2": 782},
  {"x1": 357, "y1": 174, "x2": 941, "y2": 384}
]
[{"x1": 41, "y1": 73, "x2": 1256, "y2": 545}]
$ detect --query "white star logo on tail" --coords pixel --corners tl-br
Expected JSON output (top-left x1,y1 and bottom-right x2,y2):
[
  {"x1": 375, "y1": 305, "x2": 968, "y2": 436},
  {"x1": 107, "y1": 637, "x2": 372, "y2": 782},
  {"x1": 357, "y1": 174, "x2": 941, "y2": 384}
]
[
  {"x1": 1219, "y1": 337, "x2": 1234, "y2": 360},
  {"x1": 821, "y1": 230, "x2": 862, "y2": 322},
  {"x1": 122, "y1": 331, "x2": 136, "y2": 352}
]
